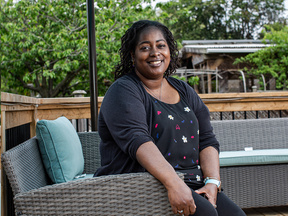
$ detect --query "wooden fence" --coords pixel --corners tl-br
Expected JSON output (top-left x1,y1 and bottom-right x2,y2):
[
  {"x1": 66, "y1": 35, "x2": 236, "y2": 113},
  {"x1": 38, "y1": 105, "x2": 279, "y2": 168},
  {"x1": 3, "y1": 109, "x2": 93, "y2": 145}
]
[{"x1": 2, "y1": 91, "x2": 288, "y2": 150}]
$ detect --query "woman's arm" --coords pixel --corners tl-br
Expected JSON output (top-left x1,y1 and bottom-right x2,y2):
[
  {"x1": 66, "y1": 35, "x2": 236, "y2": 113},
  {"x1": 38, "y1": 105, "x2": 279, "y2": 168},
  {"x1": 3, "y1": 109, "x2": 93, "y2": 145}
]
[
  {"x1": 195, "y1": 146, "x2": 220, "y2": 207},
  {"x1": 184, "y1": 83, "x2": 220, "y2": 206},
  {"x1": 136, "y1": 141, "x2": 196, "y2": 216}
]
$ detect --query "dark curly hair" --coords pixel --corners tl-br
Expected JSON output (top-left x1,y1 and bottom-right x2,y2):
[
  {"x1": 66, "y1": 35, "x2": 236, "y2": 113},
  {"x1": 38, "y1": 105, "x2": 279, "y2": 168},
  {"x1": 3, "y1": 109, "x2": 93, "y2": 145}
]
[{"x1": 114, "y1": 20, "x2": 180, "y2": 79}]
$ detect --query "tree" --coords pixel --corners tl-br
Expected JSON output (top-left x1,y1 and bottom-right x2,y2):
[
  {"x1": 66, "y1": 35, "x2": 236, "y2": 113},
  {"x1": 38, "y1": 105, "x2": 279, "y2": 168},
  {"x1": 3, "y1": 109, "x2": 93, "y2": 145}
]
[
  {"x1": 157, "y1": 0, "x2": 228, "y2": 41},
  {"x1": 0, "y1": 0, "x2": 157, "y2": 97},
  {"x1": 227, "y1": 0, "x2": 285, "y2": 39},
  {"x1": 234, "y1": 25, "x2": 288, "y2": 89},
  {"x1": 258, "y1": 21, "x2": 287, "y2": 38},
  {"x1": 157, "y1": 0, "x2": 286, "y2": 41}
]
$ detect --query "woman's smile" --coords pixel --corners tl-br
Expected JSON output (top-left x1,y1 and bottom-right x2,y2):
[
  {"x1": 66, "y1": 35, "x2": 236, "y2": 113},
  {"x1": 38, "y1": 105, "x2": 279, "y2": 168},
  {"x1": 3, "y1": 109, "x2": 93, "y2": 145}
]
[{"x1": 147, "y1": 60, "x2": 163, "y2": 66}]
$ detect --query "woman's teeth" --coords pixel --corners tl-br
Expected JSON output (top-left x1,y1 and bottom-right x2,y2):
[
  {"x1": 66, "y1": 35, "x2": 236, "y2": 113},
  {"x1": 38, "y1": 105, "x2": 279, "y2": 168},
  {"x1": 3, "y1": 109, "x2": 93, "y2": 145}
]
[{"x1": 150, "y1": 61, "x2": 161, "y2": 65}]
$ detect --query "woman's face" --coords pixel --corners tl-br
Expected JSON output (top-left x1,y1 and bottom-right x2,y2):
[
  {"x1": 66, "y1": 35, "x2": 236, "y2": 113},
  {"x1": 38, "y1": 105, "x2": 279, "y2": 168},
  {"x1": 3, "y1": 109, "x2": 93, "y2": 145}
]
[{"x1": 132, "y1": 27, "x2": 170, "y2": 80}]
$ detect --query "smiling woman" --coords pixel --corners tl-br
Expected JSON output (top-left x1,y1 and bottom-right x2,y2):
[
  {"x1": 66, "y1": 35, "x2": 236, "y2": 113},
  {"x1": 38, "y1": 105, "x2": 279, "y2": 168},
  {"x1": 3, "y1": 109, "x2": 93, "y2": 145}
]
[
  {"x1": 115, "y1": 20, "x2": 180, "y2": 80},
  {"x1": 132, "y1": 27, "x2": 171, "y2": 78},
  {"x1": 94, "y1": 20, "x2": 245, "y2": 216}
]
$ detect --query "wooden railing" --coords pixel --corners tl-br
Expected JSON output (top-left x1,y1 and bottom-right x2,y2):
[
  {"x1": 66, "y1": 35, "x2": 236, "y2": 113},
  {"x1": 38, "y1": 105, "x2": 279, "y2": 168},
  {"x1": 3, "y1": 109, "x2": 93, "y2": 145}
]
[
  {"x1": 1, "y1": 92, "x2": 103, "y2": 150},
  {"x1": 201, "y1": 92, "x2": 288, "y2": 112},
  {"x1": 2, "y1": 91, "x2": 288, "y2": 151}
]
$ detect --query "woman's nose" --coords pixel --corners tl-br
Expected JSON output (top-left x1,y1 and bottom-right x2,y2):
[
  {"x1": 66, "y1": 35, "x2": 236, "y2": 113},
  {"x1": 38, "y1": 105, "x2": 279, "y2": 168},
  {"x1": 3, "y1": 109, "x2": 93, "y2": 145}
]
[{"x1": 150, "y1": 47, "x2": 160, "y2": 56}]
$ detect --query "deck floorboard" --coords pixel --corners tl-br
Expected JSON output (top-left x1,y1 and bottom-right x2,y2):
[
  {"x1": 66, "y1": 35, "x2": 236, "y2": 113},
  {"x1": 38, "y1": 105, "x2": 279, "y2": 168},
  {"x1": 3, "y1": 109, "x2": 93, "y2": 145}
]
[{"x1": 244, "y1": 206, "x2": 288, "y2": 216}]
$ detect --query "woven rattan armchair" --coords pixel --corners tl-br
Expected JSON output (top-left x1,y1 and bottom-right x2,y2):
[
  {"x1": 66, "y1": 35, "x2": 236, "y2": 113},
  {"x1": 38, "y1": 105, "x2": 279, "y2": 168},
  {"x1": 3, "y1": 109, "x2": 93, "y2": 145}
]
[
  {"x1": 212, "y1": 118, "x2": 288, "y2": 209},
  {"x1": 2, "y1": 132, "x2": 182, "y2": 215}
]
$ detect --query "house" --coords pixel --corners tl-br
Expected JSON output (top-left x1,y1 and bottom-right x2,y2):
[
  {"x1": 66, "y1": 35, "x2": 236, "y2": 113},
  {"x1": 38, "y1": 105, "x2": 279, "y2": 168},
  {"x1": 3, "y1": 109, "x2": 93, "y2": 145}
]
[{"x1": 179, "y1": 40, "x2": 272, "y2": 93}]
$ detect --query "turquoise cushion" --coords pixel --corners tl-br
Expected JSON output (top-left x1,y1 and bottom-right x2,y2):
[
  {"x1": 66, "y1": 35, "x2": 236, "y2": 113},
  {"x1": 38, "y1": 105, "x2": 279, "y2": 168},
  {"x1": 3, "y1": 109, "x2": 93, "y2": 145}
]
[
  {"x1": 220, "y1": 149, "x2": 288, "y2": 167},
  {"x1": 36, "y1": 116, "x2": 84, "y2": 183}
]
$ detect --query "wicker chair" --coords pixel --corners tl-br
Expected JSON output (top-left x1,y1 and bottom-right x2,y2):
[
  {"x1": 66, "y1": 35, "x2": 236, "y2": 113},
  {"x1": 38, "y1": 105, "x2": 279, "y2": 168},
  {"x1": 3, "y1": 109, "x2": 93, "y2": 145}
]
[
  {"x1": 2, "y1": 132, "x2": 181, "y2": 215},
  {"x1": 212, "y1": 118, "x2": 288, "y2": 209}
]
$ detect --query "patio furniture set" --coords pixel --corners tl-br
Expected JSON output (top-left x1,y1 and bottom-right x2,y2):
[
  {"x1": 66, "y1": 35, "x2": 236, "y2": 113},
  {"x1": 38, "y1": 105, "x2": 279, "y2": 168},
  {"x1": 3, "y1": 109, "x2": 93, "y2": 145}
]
[{"x1": 1, "y1": 117, "x2": 288, "y2": 215}]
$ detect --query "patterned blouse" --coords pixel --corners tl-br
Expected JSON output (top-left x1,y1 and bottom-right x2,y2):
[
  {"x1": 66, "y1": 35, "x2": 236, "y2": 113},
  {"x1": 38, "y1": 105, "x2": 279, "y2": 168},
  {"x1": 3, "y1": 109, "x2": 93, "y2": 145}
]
[{"x1": 150, "y1": 93, "x2": 204, "y2": 189}]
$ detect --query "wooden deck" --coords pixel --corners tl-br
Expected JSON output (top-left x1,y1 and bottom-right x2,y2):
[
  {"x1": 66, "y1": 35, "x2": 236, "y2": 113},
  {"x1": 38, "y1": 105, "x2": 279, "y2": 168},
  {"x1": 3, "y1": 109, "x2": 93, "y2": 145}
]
[{"x1": 244, "y1": 206, "x2": 288, "y2": 216}]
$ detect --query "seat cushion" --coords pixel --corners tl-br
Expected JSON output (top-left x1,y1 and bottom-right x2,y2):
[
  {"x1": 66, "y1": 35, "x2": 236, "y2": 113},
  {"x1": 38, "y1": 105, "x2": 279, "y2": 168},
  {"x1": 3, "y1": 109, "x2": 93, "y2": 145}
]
[
  {"x1": 219, "y1": 149, "x2": 288, "y2": 167},
  {"x1": 36, "y1": 116, "x2": 84, "y2": 183},
  {"x1": 73, "y1": 173, "x2": 94, "y2": 181}
]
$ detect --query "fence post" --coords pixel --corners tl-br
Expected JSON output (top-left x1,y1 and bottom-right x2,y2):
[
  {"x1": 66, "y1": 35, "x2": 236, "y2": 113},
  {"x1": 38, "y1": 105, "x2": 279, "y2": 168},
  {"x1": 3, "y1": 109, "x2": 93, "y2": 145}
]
[
  {"x1": 72, "y1": 90, "x2": 87, "y2": 132},
  {"x1": 208, "y1": 73, "x2": 212, "y2": 93},
  {"x1": 1, "y1": 110, "x2": 7, "y2": 216},
  {"x1": 216, "y1": 67, "x2": 218, "y2": 93},
  {"x1": 30, "y1": 104, "x2": 38, "y2": 138},
  {"x1": 201, "y1": 74, "x2": 205, "y2": 94}
]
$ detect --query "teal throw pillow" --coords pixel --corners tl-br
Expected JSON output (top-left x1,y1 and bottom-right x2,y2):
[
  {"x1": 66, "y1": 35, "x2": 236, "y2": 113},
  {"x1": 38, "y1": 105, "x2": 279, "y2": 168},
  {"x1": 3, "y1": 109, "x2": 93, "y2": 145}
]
[{"x1": 36, "y1": 116, "x2": 84, "y2": 183}]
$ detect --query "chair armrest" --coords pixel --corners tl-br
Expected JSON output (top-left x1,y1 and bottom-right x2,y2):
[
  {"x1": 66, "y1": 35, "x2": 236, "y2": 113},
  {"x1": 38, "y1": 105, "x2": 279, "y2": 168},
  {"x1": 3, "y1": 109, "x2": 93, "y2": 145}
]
[
  {"x1": 14, "y1": 172, "x2": 184, "y2": 215},
  {"x1": 1, "y1": 137, "x2": 49, "y2": 196}
]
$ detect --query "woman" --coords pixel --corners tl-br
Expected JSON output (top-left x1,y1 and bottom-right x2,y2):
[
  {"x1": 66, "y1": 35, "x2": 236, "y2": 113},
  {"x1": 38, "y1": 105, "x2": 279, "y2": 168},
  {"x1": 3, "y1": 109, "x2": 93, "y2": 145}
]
[{"x1": 94, "y1": 20, "x2": 245, "y2": 216}]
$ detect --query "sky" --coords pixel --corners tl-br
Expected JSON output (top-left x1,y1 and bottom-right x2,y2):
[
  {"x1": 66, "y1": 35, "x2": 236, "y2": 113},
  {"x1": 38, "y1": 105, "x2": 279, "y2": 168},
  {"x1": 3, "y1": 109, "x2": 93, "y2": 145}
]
[
  {"x1": 12, "y1": 0, "x2": 288, "y2": 17},
  {"x1": 12, "y1": 0, "x2": 288, "y2": 15},
  {"x1": 285, "y1": 0, "x2": 288, "y2": 16},
  {"x1": 150, "y1": 0, "x2": 288, "y2": 16}
]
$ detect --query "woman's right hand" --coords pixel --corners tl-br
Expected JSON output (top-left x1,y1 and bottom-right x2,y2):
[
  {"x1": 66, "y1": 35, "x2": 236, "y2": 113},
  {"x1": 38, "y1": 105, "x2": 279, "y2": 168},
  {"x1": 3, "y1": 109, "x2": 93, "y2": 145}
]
[
  {"x1": 136, "y1": 142, "x2": 196, "y2": 215},
  {"x1": 166, "y1": 177, "x2": 196, "y2": 216}
]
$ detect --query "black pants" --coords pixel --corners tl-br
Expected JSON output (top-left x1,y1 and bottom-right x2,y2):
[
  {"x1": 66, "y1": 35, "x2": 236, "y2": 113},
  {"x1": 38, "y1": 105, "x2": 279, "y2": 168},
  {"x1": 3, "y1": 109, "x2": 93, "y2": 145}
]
[{"x1": 190, "y1": 190, "x2": 246, "y2": 216}]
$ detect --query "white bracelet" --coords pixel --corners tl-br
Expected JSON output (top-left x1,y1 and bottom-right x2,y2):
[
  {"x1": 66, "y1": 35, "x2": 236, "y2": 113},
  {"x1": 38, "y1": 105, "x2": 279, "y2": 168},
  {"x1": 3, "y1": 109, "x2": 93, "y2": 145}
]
[{"x1": 204, "y1": 177, "x2": 221, "y2": 192}]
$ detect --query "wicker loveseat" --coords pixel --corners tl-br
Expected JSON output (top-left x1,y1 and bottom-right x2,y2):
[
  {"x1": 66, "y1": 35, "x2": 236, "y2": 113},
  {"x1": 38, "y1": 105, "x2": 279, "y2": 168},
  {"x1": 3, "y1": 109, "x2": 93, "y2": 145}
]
[
  {"x1": 1, "y1": 132, "x2": 182, "y2": 215},
  {"x1": 212, "y1": 117, "x2": 288, "y2": 209}
]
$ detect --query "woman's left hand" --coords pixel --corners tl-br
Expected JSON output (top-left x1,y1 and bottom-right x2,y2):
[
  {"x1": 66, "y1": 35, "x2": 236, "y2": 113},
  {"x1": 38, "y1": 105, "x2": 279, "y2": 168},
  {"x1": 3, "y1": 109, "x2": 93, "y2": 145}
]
[{"x1": 195, "y1": 183, "x2": 218, "y2": 208}]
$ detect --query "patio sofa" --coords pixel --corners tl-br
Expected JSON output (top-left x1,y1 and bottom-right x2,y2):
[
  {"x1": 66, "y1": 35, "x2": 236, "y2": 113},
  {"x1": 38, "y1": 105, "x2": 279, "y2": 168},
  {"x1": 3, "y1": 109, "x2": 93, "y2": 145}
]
[
  {"x1": 2, "y1": 131, "x2": 183, "y2": 215},
  {"x1": 2, "y1": 118, "x2": 288, "y2": 214},
  {"x1": 212, "y1": 117, "x2": 288, "y2": 209}
]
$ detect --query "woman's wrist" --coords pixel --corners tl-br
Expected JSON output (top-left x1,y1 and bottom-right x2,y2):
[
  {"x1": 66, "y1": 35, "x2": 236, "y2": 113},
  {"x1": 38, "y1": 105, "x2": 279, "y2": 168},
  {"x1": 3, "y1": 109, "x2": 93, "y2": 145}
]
[
  {"x1": 204, "y1": 177, "x2": 221, "y2": 192},
  {"x1": 162, "y1": 173, "x2": 183, "y2": 189}
]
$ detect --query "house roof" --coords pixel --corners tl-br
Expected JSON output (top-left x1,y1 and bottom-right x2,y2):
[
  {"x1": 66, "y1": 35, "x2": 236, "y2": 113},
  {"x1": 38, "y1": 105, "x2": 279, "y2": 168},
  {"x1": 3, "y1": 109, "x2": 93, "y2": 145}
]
[
  {"x1": 182, "y1": 44, "x2": 271, "y2": 54},
  {"x1": 181, "y1": 40, "x2": 271, "y2": 54},
  {"x1": 182, "y1": 39, "x2": 269, "y2": 45}
]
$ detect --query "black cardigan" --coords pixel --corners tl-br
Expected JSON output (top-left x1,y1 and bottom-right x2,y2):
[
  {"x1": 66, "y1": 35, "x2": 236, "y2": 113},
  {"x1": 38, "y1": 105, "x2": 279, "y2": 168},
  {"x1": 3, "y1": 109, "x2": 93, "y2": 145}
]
[{"x1": 94, "y1": 72, "x2": 219, "y2": 177}]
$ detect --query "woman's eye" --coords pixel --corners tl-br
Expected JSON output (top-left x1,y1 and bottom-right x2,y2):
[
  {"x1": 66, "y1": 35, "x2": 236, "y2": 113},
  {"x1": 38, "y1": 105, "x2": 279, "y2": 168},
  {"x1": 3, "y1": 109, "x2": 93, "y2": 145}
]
[
  {"x1": 158, "y1": 44, "x2": 166, "y2": 48},
  {"x1": 140, "y1": 46, "x2": 149, "y2": 50}
]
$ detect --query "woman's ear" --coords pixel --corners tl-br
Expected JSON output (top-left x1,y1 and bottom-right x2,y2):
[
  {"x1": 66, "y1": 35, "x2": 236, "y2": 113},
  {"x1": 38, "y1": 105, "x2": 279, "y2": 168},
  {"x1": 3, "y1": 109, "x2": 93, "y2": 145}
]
[
  {"x1": 130, "y1": 52, "x2": 135, "y2": 67},
  {"x1": 130, "y1": 52, "x2": 135, "y2": 60}
]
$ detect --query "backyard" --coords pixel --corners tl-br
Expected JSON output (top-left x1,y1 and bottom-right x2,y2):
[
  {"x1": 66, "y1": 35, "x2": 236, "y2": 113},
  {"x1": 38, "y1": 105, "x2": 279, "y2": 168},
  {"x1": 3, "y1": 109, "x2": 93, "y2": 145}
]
[{"x1": 1, "y1": 0, "x2": 288, "y2": 215}]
